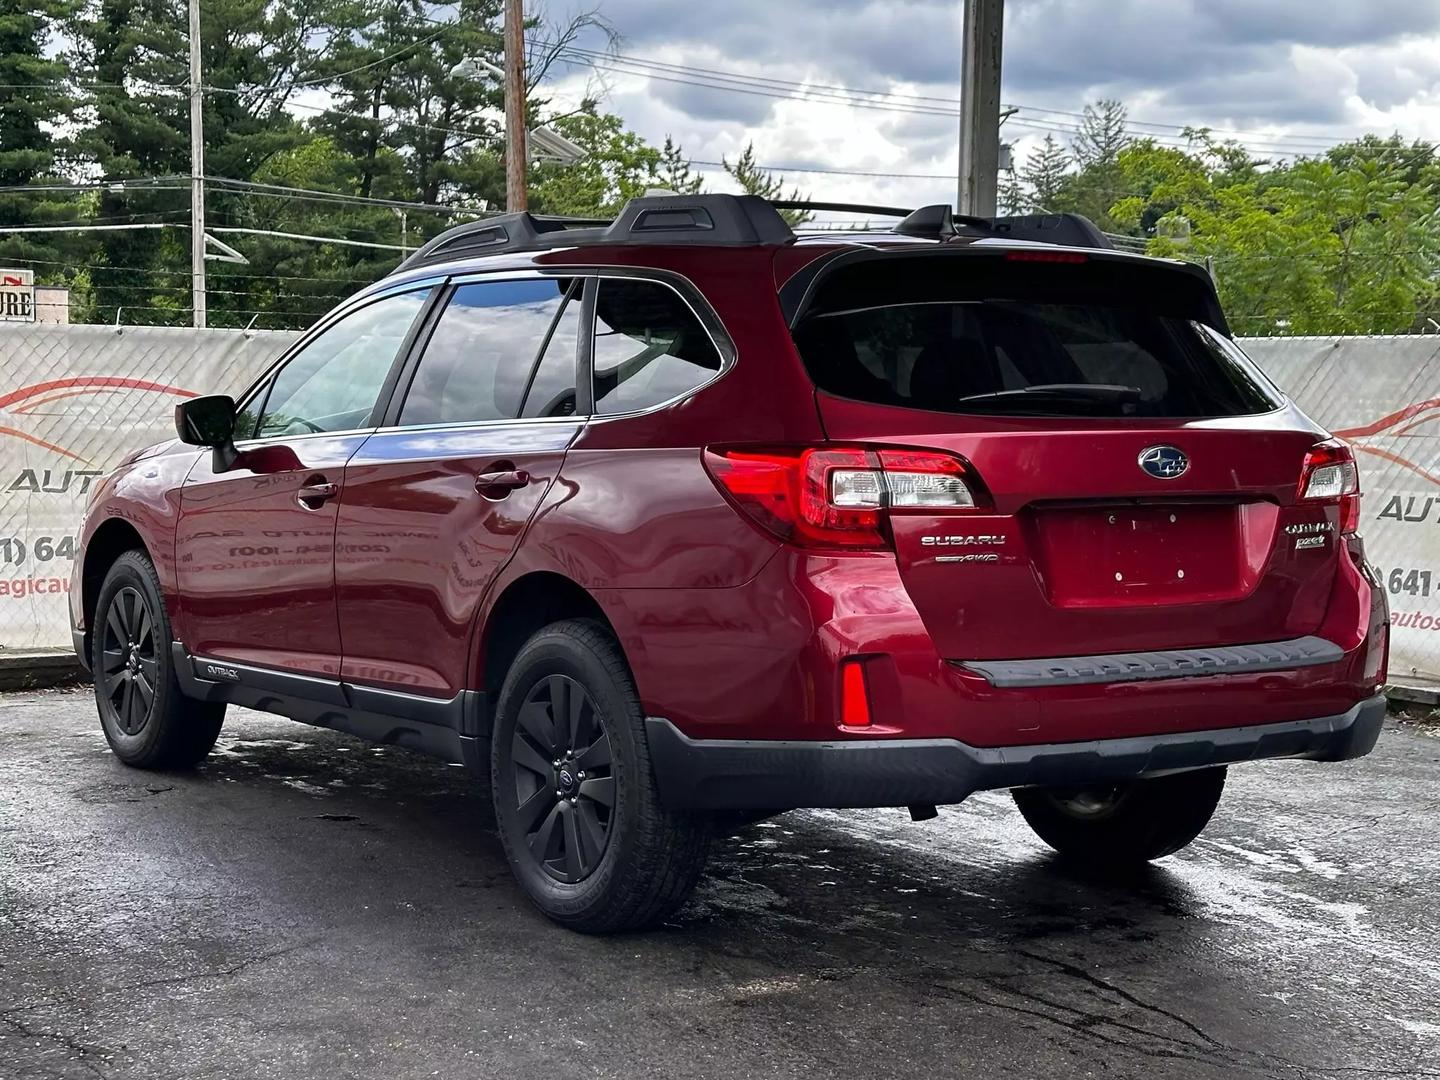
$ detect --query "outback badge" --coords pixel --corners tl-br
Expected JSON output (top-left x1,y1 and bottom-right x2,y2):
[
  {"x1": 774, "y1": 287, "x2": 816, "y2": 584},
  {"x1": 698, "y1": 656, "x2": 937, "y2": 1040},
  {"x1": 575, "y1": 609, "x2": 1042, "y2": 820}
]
[{"x1": 1138, "y1": 445, "x2": 1189, "y2": 479}]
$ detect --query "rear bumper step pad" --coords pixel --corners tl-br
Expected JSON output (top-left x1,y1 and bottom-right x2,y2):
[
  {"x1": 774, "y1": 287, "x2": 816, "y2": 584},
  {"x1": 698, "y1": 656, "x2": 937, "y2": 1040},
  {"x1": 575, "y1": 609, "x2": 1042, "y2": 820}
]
[
  {"x1": 956, "y1": 636, "x2": 1343, "y2": 689},
  {"x1": 646, "y1": 693, "x2": 1386, "y2": 811}
]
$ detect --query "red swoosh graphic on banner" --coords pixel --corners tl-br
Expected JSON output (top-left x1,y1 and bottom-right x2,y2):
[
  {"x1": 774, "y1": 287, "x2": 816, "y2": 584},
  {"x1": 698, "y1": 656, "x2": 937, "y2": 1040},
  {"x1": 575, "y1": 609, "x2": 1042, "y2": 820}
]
[
  {"x1": 0, "y1": 376, "x2": 197, "y2": 465},
  {"x1": 1333, "y1": 398, "x2": 1440, "y2": 490},
  {"x1": 12, "y1": 388, "x2": 124, "y2": 414},
  {"x1": 0, "y1": 425, "x2": 92, "y2": 464},
  {"x1": 0, "y1": 376, "x2": 198, "y2": 411}
]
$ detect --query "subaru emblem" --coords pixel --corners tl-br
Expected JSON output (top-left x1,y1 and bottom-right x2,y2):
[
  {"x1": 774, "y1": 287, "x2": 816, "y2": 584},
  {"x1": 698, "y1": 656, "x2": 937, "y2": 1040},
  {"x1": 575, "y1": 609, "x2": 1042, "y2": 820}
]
[{"x1": 1138, "y1": 445, "x2": 1189, "y2": 479}]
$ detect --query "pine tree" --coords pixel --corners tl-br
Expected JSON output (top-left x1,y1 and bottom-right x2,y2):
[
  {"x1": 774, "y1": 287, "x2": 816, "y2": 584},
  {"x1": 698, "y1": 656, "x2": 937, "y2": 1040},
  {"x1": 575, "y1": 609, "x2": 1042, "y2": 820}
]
[
  {"x1": 1017, "y1": 134, "x2": 1070, "y2": 211},
  {"x1": 1063, "y1": 100, "x2": 1130, "y2": 229},
  {"x1": 1072, "y1": 100, "x2": 1130, "y2": 170},
  {"x1": 657, "y1": 136, "x2": 702, "y2": 194},
  {"x1": 0, "y1": 0, "x2": 82, "y2": 279},
  {"x1": 722, "y1": 143, "x2": 810, "y2": 224}
]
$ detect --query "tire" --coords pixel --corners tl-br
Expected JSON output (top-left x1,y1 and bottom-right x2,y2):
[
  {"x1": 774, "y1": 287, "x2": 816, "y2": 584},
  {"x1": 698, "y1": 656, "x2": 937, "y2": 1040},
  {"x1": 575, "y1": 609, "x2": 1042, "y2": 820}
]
[
  {"x1": 91, "y1": 549, "x2": 225, "y2": 769},
  {"x1": 1012, "y1": 767, "x2": 1226, "y2": 865},
  {"x1": 490, "y1": 619, "x2": 710, "y2": 933}
]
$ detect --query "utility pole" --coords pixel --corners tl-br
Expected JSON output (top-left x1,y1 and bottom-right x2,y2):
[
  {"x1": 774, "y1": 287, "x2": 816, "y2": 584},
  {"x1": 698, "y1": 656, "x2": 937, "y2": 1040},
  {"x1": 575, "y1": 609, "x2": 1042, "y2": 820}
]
[
  {"x1": 188, "y1": 0, "x2": 206, "y2": 327},
  {"x1": 957, "y1": 0, "x2": 1004, "y2": 217},
  {"x1": 503, "y1": 0, "x2": 527, "y2": 212}
]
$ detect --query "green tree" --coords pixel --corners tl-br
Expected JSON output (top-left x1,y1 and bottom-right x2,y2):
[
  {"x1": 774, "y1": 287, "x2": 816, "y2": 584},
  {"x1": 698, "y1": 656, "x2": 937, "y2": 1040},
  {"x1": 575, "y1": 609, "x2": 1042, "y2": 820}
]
[
  {"x1": 1055, "y1": 99, "x2": 1131, "y2": 228},
  {"x1": 528, "y1": 105, "x2": 666, "y2": 216},
  {"x1": 1015, "y1": 134, "x2": 1070, "y2": 211},
  {"x1": 722, "y1": 142, "x2": 810, "y2": 224},
  {"x1": 0, "y1": 0, "x2": 83, "y2": 297},
  {"x1": 656, "y1": 136, "x2": 703, "y2": 194}
]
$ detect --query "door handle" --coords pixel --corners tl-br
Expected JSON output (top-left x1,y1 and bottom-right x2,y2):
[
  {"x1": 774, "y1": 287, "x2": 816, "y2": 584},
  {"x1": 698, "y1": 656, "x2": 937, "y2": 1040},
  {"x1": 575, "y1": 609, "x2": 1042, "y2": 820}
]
[
  {"x1": 296, "y1": 480, "x2": 339, "y2": 509},
  {"x1": 474, "y1": 469, "x2": 531, "y2": 495}
]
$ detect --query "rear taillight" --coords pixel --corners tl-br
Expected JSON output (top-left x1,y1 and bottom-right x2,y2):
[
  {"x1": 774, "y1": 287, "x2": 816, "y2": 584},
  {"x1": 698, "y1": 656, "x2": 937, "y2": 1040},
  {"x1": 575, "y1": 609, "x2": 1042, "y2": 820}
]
[
  {"x1": 704, "y1": 445, "x2": 983, "y2": 551},
  {"x1": 1299, "y1": 439, "x2": 1361, "y2": 535}
]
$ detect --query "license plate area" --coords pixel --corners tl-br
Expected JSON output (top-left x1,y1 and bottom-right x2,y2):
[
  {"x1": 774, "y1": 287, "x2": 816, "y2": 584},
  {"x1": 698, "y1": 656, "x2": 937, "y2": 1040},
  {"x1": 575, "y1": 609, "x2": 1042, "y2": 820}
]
[{"x1": 1033, "y1": 503, "x2": 1245, "y2": 608}]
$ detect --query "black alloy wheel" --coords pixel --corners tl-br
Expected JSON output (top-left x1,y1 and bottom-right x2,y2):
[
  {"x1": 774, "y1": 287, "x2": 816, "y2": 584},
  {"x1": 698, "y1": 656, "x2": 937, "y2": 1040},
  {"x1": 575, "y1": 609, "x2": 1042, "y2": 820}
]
[
  {"x1": 508, "y1": 674, "x2": 616, "y2": 883},
  {"x1": 99, "y1": 585, "x2": 160, "y2": 736}
]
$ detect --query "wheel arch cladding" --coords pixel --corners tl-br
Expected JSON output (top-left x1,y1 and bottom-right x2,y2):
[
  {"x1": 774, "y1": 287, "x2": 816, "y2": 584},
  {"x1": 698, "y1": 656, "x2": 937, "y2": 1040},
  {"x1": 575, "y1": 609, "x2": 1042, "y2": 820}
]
[
  {"x1": 82, "y1": 518, "x2": 149, "y2": 632},
  {"x1": 478, "y1": 572, "x2": 631, "y2": 706}
]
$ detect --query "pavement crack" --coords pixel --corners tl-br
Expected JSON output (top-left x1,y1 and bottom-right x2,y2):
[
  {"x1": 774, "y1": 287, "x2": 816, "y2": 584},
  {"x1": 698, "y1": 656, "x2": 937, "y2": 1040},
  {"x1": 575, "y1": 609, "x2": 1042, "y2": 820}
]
[
  {"x1": 108, "y1": 940, "x2": 313, "y2": 996},
  {"x1": 0, "y1": 1011, "x2": 110, "y2": 1079},
  {"x1": 928, "y1": 976, "x2": 1225, "y2": 1069},
  {"x1": 1015, "y1": 947, "x2": 1227, "y2": 1048}
]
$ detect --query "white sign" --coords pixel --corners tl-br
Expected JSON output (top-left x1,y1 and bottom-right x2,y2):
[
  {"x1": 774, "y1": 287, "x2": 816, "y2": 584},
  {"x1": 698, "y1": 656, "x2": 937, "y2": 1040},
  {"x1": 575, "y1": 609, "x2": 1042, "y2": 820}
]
[{"x1": 0, "y1": 268, "x2": 35, "y2": 323}]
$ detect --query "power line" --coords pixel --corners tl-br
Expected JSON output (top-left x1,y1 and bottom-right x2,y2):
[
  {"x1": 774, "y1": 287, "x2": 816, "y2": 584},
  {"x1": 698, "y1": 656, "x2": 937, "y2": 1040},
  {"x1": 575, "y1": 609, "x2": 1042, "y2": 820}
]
[
  {"x1": 206, "y1": 176, "x2": 492, "y2": 214},
  {"x1": 548, "y1": 46, "x2": 1350, "y2": 156},
  {"x1": 202, "y1": 87, "x2": 503, "y2": 145},
  {"x1": 288, "y1": 26, "x2": 452, "y2": 87},
  {"x1": 209, "y1": 225, "x2": 407, "y2": 252},
  {"x1": 686, "y1": 158, "x2": 952, "y2": 181}
]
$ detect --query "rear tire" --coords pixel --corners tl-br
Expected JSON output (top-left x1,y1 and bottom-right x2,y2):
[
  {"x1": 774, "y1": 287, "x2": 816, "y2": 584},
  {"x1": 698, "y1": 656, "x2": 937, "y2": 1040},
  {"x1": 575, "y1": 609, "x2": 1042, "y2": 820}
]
[
  {"x1": 491, "y1": 619, "x2": 710, "y2": 933},
  {"x1": 1012, "y1": 767, "x2": 1226, "y2": 865},
  {"x1": 92, "y1": 550, "x2": 225, "y2": 769}
]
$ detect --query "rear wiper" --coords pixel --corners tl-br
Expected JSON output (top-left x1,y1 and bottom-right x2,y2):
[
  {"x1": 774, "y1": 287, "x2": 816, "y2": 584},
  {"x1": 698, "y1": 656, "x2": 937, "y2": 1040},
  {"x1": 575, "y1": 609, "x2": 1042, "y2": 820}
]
[{"x1": 954, "y1": 383, "x2": 1144, "y2": 405}]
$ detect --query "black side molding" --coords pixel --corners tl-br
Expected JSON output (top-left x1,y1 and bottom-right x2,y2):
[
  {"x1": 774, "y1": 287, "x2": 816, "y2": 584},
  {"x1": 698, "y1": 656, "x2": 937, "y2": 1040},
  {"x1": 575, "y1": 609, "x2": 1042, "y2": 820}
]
[
  {"x1": 173, "y1": 645, "x2": 489, "y2": 774},
  {"x1": 645, "y1": 694, "x2": 1387, "y2": 811},
  {"x1": 958, "y1": 636, "x2": 1344, "y2": 688}
]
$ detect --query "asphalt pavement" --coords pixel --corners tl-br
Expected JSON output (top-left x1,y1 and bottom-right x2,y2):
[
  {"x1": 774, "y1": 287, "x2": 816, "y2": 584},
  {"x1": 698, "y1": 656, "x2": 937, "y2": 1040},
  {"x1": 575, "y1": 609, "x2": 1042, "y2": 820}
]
[{"x1": 2, "y1": 687, "x2": 1437, "y2": 1080}]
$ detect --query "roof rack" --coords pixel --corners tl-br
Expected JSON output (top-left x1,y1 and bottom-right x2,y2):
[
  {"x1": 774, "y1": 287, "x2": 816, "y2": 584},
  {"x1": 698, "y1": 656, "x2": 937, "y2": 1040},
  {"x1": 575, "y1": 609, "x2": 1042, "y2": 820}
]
[
  {"x1": 394, "y1": 194, "x2": 1114, "y2": 271},
  {"x1": 397, "y1": 194, "x2": 792, "y2": 271}
]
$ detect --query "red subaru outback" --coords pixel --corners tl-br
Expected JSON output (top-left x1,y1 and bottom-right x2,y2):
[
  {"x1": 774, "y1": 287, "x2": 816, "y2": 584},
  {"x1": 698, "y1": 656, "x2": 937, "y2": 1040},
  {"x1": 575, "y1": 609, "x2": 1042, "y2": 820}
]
[{"x1": 71, "y1": 195, "x2": 1389, "y2": 932}]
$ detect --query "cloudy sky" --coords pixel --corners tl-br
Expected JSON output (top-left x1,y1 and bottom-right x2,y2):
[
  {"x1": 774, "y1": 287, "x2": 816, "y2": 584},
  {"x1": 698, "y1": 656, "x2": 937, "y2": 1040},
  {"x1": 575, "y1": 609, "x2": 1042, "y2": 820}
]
[{"x1": 539, "y1": 0, "x2": 1440, "y2": 214}]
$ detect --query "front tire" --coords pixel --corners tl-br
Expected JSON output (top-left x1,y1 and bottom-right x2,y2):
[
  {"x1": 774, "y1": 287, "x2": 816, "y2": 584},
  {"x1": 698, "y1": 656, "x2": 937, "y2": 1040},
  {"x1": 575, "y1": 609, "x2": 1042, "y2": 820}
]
[
  {"x1": 491, "y1": 619, "x2": 710, "y2": 933},
  {"x1": 1012, "y1": 767, "x2": 1226, "y2": 865},
  {"x1": 92, "y1": 550, "x2": 224, "y2": 769}
]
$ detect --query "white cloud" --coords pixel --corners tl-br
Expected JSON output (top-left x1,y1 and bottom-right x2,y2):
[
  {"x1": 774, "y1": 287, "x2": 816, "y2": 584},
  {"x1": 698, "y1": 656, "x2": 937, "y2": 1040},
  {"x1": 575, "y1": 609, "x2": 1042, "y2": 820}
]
[{"x1": 535, "y1": 2, "x2": 1440, "y2": 212}]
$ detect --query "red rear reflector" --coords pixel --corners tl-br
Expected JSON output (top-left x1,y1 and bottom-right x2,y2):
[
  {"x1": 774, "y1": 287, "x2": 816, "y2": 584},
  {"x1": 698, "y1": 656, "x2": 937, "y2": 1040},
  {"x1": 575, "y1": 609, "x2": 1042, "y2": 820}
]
[
  {"x1": 1003, "y1": 249, "x2": 1088, "y2": 264},
  {"x1": 840, "y1": 660, "x2": 872, "y2": 727}
]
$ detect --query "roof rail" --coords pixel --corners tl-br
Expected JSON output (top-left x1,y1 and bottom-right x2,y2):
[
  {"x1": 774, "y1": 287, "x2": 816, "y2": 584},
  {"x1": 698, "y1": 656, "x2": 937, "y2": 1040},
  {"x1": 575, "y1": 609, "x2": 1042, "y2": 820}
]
[
  {"x1": 396, "y1": 194, "x2": 793, "y2": 271},
  {"x1": 393, "y1": 196, "x2": 1115, "y2": 271}
]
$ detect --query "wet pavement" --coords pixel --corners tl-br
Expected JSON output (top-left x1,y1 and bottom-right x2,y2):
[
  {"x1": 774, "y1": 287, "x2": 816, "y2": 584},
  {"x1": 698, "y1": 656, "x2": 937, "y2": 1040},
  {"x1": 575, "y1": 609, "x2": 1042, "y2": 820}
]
[{"x1": 2, "y1": 687, "x2": 1438, "y2": 1080}]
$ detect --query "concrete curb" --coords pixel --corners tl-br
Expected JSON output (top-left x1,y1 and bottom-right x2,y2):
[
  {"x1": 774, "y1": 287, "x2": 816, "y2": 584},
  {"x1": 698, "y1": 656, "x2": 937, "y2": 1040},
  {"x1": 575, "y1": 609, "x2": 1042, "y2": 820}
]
[{"x1": 0, "y1": 650, "x2": 88, "y2": 692}]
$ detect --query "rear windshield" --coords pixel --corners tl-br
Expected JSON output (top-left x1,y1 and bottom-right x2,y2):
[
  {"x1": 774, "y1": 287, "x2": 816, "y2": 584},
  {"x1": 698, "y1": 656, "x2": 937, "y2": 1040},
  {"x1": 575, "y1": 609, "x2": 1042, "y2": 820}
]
[{"x1": 792, "y1": 257, "x2": 1283, "y2": 418}]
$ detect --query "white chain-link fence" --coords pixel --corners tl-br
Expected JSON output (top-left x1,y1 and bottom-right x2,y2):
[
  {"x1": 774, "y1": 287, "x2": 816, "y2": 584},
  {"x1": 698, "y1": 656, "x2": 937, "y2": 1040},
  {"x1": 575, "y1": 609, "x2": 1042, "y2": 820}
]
[{"x1": 2, "y1": 324, "x2": 1437, "y2": 686}]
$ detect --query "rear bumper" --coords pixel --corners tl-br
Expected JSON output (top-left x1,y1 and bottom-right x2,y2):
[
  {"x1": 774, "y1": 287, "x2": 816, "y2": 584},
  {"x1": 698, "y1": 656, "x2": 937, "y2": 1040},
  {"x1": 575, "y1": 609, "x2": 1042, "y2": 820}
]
[{"x1": 646, "y1": 692, "x2": 1387, "y2": 811}]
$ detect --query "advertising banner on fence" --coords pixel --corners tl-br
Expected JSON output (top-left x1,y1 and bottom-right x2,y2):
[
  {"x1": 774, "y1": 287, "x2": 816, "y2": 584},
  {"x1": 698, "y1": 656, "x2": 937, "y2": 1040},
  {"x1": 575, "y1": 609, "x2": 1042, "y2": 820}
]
[
  {"x1": 0, "y1": 323, "x2": 297, "y2": 651},
  {"x1": 1, "y1": 324, "x2": 1437, "y2": 686},
  {"x1": 1244, "y1": 337, "x2": 1440, "y2": 685}
]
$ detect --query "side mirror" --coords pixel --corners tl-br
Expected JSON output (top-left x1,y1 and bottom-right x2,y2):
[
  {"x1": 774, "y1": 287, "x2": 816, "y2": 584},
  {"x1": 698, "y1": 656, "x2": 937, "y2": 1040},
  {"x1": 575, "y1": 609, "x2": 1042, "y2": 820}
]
[{"x1": 175, "y1": 395, "x2": 239, "y2": 472}]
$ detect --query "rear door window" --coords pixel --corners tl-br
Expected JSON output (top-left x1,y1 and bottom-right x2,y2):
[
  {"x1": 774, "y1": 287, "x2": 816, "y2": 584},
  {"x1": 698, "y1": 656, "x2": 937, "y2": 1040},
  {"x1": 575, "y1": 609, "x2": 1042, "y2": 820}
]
[
  {"x1": 399, "y1": 278, "x2": 576, "y2": 426},
  {"x1": 792, "y1": 256, "x2": 1282, "y2": 419},
  {"x1": 592, "y1": 279, "x2": 723, "y2": 414}
]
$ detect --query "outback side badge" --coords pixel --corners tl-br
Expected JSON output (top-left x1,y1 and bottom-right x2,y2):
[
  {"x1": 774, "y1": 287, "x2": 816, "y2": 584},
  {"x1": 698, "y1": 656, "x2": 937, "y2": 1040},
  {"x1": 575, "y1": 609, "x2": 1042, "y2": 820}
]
[{"x1": 1138, "y1": 445, "x2": 1190, "y2": 479}]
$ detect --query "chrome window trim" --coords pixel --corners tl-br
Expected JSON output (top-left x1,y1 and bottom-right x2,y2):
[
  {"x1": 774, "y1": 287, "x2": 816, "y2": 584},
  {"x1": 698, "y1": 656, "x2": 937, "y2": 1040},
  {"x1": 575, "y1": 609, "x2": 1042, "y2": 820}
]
[{"x1": 367, "y1": 415, "x2": 585, "y2": 437}]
